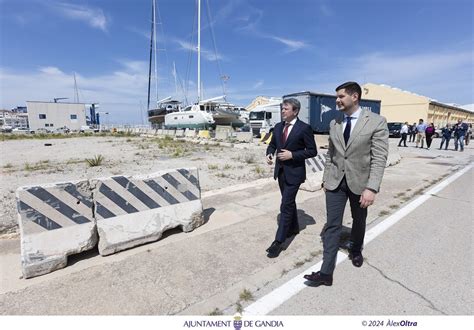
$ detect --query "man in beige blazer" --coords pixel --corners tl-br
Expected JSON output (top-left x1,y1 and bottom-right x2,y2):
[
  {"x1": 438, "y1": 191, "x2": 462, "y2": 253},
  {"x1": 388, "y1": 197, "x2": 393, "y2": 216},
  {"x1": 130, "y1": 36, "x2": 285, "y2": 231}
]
[{"x1": 304, "y1": 82, "x2": 389, "y2": 287}]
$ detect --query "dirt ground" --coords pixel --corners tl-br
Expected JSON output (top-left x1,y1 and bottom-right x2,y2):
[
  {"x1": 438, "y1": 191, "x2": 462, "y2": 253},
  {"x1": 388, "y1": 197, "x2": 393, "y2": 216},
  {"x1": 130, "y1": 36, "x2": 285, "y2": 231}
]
[{"x1": 0, "y1": 134, "x2": 271, "y2": 236}]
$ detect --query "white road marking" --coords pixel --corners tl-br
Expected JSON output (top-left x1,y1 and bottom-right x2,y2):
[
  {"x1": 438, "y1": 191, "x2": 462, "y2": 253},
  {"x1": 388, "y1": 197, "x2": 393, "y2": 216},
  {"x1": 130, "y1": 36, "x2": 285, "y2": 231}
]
[{"x1": 243, "y1": 163, "x2": 473, "y2": 315}]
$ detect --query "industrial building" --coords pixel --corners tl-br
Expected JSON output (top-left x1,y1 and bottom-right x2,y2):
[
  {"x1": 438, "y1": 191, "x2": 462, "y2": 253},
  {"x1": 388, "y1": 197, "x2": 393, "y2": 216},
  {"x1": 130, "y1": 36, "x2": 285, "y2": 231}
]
[
  {"x1": 246, "y1": 96, "x2": 282, "y2": 111},
  {"x1": 26, "y1": 101, "x2": 90, "y2": 131},
  {"x1": 362, "y1": 83, "x2": 474, "y2": 126},
  {"x1": 0, "y1": 109, "x2": 29, "y2": 129}
]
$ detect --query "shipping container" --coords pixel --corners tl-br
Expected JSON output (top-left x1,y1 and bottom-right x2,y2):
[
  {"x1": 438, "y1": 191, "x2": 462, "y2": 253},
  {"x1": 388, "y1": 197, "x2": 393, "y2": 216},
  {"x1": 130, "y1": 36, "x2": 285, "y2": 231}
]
[{"x1": 283, "y1": 91, "x2": 381, "y2": 133}]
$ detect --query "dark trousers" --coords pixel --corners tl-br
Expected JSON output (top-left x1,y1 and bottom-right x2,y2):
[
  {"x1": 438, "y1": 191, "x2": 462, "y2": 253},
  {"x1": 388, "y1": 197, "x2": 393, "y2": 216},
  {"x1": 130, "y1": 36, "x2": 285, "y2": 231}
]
[
  {"x1": 409, "y1": 132, "x2": 416, "y2": 142},
  {"x1": 275, "y1": 169, "x2": 301, "y2": 243},
  {"x1": 426, "y1": 134, "x2": 433, "y2": 148},
  {"x1": 398, "y1": 133, "x2": 407, "y2": 147},
  {"x1": 439, "y1": 136, "x2": 450, "y2": 149},
  {"x1": 321, "y1": 177, "x2": 367, "y2": 275}
]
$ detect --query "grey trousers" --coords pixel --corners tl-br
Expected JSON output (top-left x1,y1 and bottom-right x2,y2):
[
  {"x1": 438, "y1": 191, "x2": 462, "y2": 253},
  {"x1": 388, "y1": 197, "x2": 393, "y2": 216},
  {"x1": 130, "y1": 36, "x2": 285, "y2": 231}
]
[{"x1": 320, "y1": 177, "x2": 368, "y2": 275}]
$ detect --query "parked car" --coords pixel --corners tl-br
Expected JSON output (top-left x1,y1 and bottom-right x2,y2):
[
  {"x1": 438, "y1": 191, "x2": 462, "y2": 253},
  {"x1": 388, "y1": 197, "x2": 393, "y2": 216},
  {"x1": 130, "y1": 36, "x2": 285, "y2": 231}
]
[
  {"x1": 0, "y1": 125, "x2": 13, "y2": 133},
  {"x1": 56, "y1": 126, "x2": 71, "y2": 134},
  {"x1": 35, "y1": 128, "x2": 52, "y2": 134},
  {"x1": 80, "y1": 125, "x2": 99, "y2": 133},
  {"x1": 387, "y1": 122, "x2": 403, "y2": 138},
  {"x1": 12, "y1": 127, "x2": 31, "y2": 134}
]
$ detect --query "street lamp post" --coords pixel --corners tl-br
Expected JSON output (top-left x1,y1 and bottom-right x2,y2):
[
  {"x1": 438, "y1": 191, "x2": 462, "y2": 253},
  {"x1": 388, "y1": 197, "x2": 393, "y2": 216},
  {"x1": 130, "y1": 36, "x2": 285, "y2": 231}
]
[{"x1": 96, "y1": 111, "x2": 109, "y2": 132}]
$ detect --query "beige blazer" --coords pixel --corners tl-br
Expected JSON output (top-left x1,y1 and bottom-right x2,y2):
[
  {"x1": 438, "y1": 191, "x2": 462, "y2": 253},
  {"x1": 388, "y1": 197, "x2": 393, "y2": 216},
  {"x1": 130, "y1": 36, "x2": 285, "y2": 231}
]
[{"x1": 322, "y1": 108, "x2": 389, "y2": 195}]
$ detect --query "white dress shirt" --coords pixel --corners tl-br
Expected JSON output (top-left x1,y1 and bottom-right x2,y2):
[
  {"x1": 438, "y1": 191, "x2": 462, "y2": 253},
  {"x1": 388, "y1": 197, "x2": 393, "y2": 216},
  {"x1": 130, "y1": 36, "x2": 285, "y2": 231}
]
[
  {"x1": 284, "y1": 117, "x2": 298, "y2": 139},
  {"x1": 342, "y1": 107, "x2": 362, "y2": 134},
  {"x1": 401, "y1": 124, "x2": 409, "y2": 134}
]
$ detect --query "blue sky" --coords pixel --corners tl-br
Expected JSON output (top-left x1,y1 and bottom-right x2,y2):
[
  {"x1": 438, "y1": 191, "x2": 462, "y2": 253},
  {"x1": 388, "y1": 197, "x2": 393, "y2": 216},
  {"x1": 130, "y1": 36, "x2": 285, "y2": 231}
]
[{"x1": 1, "y1": 0, "x2": 473, "y2": 124}]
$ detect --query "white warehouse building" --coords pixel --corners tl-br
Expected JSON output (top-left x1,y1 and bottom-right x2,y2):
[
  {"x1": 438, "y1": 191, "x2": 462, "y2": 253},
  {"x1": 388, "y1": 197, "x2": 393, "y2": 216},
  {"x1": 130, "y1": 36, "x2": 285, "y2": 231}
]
[{"x1": 26, "y1": 101, "x2": 89, "y2": 131}]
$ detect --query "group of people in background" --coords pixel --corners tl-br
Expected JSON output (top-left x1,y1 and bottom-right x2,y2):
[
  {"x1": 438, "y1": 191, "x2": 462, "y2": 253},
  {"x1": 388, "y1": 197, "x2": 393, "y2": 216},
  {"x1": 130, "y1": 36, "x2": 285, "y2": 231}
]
[{"x1": 398, "y1": 119, "x2": 471, "y2": 152}]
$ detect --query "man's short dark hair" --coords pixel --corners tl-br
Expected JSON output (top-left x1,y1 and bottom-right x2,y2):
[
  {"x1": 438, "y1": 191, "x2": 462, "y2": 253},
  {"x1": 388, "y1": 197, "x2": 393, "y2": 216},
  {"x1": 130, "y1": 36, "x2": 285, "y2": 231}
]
[
  {"x1": 335, "y1": 81, "x2": 362, "y2": 101},
  {"x1": 283, "y1": 98, "x2": 301, "y2": 112}
]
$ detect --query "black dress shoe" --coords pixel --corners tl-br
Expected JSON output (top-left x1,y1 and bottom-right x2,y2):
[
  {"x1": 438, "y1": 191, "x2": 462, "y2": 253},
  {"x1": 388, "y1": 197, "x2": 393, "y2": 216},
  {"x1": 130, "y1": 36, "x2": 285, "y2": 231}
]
[
  {"x1": 303, "y1": 271, "x2": 333, "y2": 287},
  {"x1": 266, "y1": 241, "x2": 283, "y2": 258},
  {"x1": 349, "y1": 251, "x2": 364, "y2": 267}
]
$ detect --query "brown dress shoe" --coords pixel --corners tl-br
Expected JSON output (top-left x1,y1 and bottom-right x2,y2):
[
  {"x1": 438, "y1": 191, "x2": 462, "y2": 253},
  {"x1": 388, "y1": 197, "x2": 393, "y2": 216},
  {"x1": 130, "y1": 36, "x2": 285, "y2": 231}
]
[{"x1": 303, "y1": 271, "x2": 333, "y2": 287}]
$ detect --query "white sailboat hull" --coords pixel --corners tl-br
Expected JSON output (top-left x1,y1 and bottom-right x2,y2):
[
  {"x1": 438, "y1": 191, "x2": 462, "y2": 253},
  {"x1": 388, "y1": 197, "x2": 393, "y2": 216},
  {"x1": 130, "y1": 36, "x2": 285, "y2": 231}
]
[{"x1": 164, "y1": 110, "x2": 214, "y2": 129}]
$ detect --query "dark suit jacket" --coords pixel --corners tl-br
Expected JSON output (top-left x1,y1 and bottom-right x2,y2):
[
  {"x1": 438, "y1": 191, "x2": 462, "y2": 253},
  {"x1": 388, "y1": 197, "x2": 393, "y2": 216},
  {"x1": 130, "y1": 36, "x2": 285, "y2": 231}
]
[{"x1": 266, "y1": 118, "x2": 317, "y2": 185}]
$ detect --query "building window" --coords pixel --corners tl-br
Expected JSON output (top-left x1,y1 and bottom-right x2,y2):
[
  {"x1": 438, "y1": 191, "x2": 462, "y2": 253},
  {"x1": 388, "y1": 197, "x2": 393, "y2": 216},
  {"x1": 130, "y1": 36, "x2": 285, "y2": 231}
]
[
  {"x1": 70, "y1": 114, "x2": 77, "y2": 120},
  {"x1": 39, "y1": 114, "x2": 46, "y2": 119},
  {"x1": 45, "y1": 123, "x2": 50, "y2": 127}
]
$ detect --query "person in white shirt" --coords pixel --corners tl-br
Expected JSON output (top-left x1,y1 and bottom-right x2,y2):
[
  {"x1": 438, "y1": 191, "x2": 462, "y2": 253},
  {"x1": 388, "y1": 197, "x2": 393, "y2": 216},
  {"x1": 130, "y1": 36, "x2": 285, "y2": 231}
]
[{"x1": 398, "y1": 122, "x2": 408, "y2": 147}]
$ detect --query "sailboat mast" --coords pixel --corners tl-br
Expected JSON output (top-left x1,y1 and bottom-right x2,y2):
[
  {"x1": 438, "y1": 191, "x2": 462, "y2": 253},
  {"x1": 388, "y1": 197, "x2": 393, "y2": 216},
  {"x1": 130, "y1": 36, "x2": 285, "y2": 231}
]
[
  {"x1": 147, "y1": 0, "x2": 154, "y2": 110},
  {"x1": 197, "y1": 0, "x2": 201, "y2": 102},
  {"x1": 173, "y1": 61, "x2": 178, "y2": 95},
  {"x1": 153, "y1": 0, "x2": 159, "y2": 105},
  {"x1": 73, "y1": 72, "x2": 79, "y2": 103}
]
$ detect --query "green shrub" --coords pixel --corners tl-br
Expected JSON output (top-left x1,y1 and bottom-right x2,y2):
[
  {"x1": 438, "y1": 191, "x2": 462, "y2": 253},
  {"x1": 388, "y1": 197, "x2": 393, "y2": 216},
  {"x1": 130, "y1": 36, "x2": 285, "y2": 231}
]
[{"x1": 85, "y1": 155, "x2": 104, "y2": 167}]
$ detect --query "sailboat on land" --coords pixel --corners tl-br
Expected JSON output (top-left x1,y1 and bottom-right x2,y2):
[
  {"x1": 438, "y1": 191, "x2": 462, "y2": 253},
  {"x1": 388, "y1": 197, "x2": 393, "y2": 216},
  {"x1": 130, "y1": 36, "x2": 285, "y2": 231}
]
[
  {"x1": 165, "y1": 0, "x2": 244, "y2": 129},
  {"x1": 146, "y1": 0, "x2": 182, "y2": 128}
]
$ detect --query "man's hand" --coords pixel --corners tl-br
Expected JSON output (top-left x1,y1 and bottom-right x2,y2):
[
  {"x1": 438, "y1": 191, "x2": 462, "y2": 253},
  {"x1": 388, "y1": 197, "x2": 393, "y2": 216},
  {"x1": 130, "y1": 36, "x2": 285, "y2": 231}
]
[
  {"x1": 359, "y1": 189, "x2": 376, "y2": 208},
  {"x1": 266, "y1": 154, "x2": 273, "y2": 165},
  {"x1": 277, "y1": 149, "x2": 293, "y2": 161}
]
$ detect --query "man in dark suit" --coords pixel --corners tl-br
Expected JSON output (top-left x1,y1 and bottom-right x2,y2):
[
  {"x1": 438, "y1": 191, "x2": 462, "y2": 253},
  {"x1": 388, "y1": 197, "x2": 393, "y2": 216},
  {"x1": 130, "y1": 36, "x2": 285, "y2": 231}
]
[
  {"x1": 265, "y1": 98, "x2": 317, "y2": 258},
  {"x1": 304, "y1": 82, "x2": 389, "y2": 286}
]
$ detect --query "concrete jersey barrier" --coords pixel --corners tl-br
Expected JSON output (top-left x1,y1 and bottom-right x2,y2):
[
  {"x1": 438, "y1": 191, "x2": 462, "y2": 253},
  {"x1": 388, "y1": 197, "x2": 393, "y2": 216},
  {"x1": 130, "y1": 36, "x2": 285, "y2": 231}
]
[
  {"x1": 16, "y1": 180, "x2": 97, "y2": 278},
  {"x1": 16, "y1": 168, "x2": 204, "y2": 277},
  {"x1": 92, "y1": 168, "x2": 204, "y2": 256}
]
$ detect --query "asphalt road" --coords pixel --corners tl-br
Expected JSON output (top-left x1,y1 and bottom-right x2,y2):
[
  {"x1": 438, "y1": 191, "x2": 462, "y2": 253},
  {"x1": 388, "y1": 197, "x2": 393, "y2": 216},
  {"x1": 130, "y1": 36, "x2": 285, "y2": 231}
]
[
  {"x1": 0, "y1": 141, "x2": 472, "y2": 316},
  {"x1": 269, "y1": 166, "x2": 473, "y2": 315}
]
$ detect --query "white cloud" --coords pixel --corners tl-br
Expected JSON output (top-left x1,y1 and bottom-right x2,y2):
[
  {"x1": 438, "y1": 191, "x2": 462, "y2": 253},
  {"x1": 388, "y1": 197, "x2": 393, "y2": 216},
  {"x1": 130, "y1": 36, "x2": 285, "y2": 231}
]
[
  {"x1": 232, "y1": 6, "x2": 308, "y2": 53},
  {"x1": 174, "y1": 38, "x2": 225, "y2": 61},
  {"x1": 253, "y1": 80, "x2": 264, "y2": 89},
  {"x1": 54, "y1": 2, "x2": 109, "y2": 32},
  {"x1": 234, "y1": 6, "x2": 263, "y2": 32},
  {"x1": 353, "y1": 51, "x2": 473, "y2": 83},
  {"x1": 126, "y1": 26, "x2": 150, "y2": 39},
  {"x1": 270, "y1": 36, "x2": 308, "y2": 53},
  {"x1": 0, "y1": 61, "x2": 178, "y2": 124},
  {"x1": 39, "y1": 66, "x2": 64, "y2": 75},
  {"x1": 304, "y1": 50, "x2": 474, "y2": 105}
]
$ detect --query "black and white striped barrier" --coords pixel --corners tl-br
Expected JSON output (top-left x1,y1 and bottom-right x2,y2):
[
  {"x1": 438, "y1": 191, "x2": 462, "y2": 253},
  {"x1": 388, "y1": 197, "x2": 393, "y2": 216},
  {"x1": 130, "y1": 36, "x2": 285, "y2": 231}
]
[
  {"x1": 16, "y1": 168, "x2": 203, "y2": 278},
  {"x1": 305, "y1": 153, "x2": 327, "y2": 173},
  {"x1": 16, "y1": 180, "x2": 97, "y2": 278},
  {"x1": 301, "y1": 153, "x2": 328, "y2": 192},
  {"x1": 93, "y1": 168, "x2": 203, "y2": 256}
]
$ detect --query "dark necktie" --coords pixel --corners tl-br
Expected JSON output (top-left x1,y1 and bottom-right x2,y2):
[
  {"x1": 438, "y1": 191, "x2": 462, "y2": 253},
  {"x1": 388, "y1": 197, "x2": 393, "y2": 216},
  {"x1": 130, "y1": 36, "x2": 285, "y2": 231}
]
[
  {"x1": 344, "y1": 117, "x2": 352, "y2": 145},
  {"x1": 282, "y1": 122, "x2": 291, "y2": 145}
]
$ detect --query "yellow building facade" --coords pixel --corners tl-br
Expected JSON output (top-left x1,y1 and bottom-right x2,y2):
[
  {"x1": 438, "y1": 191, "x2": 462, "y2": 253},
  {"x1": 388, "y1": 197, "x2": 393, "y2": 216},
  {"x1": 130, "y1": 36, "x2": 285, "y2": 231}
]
[{"x1": 362, "y1": 83, "x2": 473, "y2": 127}]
